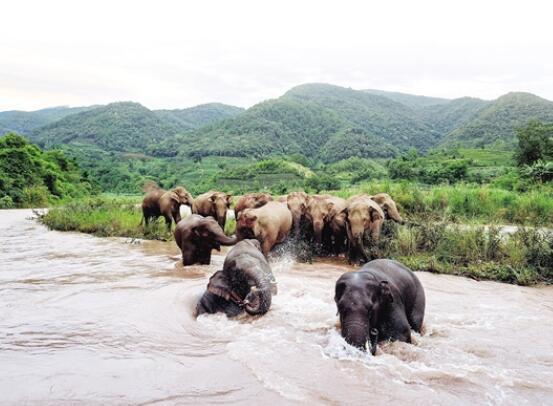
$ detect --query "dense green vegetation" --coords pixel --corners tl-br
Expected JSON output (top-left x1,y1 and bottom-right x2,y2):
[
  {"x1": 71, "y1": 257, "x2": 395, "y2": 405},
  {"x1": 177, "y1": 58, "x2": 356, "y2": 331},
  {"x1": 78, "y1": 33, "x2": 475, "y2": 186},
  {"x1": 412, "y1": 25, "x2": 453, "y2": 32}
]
[
  {"x1": 0, "y1": 106, "x2": 94, "y2": 135},
  {"x1": 442, "y1": 92, "x2": 553, "y2": 147},
  {"x1": 0, "y1": 133, "x2": 96, "y2": 207}
]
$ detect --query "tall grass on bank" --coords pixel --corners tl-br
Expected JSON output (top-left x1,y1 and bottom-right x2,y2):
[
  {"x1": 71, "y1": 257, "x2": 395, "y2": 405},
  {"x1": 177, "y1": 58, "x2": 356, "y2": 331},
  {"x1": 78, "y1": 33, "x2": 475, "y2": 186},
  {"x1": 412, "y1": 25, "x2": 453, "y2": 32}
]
[
  {"x1": 40, "y1": 197, "x2": 169, "y2": 239},
  {"x1": 333, "y1": 180, "x2": 553, "y2": 226},
  {"x1": 378, "y1": 222, "x2": 553, "y2": 285}
]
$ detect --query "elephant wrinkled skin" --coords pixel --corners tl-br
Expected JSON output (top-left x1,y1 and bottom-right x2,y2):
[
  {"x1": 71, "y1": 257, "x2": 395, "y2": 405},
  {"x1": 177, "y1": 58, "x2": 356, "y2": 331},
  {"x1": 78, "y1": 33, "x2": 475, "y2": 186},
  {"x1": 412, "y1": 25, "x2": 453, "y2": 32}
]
[
  {"x1": 174, "y1": 214, "x2": 237, "y2": 265},
  {"x1": 196, "y1": 239, "x2": 277, "y2": 317},
  {"x1": 335, "y1": 259, "x2": 425, "y2": 354}
]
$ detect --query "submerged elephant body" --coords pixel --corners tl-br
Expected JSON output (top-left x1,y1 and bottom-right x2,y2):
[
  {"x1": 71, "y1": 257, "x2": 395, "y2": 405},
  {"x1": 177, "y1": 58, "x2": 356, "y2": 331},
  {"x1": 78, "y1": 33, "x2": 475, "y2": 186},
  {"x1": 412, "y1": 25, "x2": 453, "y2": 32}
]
[
  {"x1": 335, "y1": 259, "x2": 425, "y2": 354},
  {"x1": 174, "y1": 214, "x2": 237, "y2": 265},
  {"x1": 193, "y1": 191, "x2": 232, "y2": 230},
  {"x1": 196, "y1": 240, "x2": 277, "y2": 317},
  {"x1": 236, "y1": 201, "x2": 293, "y2": 256},
  {"x1": 142, "y1": 186, "x2": 194, "y2": 230}
]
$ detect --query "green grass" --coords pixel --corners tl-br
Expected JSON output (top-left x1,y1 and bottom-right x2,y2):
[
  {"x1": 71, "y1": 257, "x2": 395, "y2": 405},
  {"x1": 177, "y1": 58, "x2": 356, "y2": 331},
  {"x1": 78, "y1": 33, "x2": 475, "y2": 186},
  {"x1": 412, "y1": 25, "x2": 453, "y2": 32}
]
[
  {"x1": 331, "y1": 180, "x2": 553, "y2": 226},
  {"x1": 378, "y1": 222, "x2": 553, "y2": 285}
]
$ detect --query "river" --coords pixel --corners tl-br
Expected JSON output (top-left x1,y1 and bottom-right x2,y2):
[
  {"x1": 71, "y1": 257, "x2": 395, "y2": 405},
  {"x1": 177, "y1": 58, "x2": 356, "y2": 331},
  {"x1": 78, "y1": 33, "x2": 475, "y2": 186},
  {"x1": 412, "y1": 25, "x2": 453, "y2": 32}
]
[{"x1": 1, "y1": 209, "x2": 552, "y2": 405}]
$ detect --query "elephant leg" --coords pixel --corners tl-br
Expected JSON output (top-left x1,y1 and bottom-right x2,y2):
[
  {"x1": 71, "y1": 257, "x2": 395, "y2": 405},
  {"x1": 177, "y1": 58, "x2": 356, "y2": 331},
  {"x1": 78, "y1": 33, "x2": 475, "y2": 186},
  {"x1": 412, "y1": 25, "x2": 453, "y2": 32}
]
[
  {"x1": 261, "y1": 238, "x2": 273, "y2": 256},
  {"x1": 164, "y1": 215, "x2": 172, "y2": 232}
]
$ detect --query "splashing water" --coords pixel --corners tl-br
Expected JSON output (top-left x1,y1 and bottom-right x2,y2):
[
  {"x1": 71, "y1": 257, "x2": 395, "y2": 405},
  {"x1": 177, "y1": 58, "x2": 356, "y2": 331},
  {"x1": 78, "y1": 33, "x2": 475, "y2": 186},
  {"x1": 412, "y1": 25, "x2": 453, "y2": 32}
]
[{"x1": 1, "y1": 210, "x2": 553, "y2": 404}]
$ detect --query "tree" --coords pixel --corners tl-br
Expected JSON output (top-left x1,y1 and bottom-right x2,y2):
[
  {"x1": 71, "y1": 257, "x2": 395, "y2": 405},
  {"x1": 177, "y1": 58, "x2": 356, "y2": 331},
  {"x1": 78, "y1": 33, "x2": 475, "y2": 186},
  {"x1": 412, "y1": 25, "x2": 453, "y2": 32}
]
[{"x1": 515, "y1": 120, "x2": 553, "y2": 166}]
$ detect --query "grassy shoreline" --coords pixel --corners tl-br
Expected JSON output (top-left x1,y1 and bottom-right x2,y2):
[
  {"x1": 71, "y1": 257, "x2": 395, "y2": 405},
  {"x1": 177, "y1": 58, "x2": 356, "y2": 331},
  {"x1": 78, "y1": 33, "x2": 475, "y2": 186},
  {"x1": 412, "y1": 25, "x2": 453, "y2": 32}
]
[{"x1": 38, "y1": 192, "x2": 553, "y2": 286}]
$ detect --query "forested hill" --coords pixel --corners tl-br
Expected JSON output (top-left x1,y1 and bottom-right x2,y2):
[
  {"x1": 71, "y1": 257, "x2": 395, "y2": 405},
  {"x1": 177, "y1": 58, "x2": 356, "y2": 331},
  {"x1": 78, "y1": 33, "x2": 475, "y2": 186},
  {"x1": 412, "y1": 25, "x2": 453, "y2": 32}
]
[
  {"x1": 30, "y1": 102, "x2": 244, "y2": 152},
  {"x1": 0, "y1": 106, "x2": 95, "y2": 136},
  {"x1": 440, "y1": 92, "x2": 553, "y2": 147},
  {"x1": 2, "y1": 84, "x2": 553, "y2": 164}
]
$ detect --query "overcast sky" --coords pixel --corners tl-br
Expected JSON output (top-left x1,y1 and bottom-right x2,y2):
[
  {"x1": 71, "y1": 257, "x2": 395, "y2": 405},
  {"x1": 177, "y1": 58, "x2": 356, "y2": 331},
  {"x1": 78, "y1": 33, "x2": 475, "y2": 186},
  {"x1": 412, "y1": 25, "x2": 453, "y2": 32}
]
[{"x1": 1, "y1": 0, "x2": 552, "y2": 111}]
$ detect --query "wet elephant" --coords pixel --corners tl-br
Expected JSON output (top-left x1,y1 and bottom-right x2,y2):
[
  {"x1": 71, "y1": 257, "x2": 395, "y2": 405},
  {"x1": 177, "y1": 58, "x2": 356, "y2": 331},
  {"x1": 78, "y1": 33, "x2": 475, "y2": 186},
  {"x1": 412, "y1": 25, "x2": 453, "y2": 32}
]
[
  {"x1": 196, "y1": 239, "x2": 277, "y2": 317},
  {"x1": 285, "y1": 191, "x2": 309, "y2": 237},
  {"x1": 335, "y1": 259, "x2": 425, "y2": 354},
  {"x1": 305, "y1": 195, "x2": 347, "y2": 254},
  {"x1": 193, "y1": 191, "x2": 232, "y2": 230},
  {"x1": 142, "y1": 186, "x2": 194, "y2": 231},
  {"x1": 234, "y1": 192, "x2": 273, "y2": 220},
  {"x1": 370, "y1": 193, "x2": 404, "y2": 224},
  {"x1": 345, "y1": 194, "x2": 385, "y2": 264},
  {"x1": 236, "y1": 201, "x2": 292, "y2": 256},
  {"x1": 174, "y1": 214, "x2": 237, "y2": 265}
]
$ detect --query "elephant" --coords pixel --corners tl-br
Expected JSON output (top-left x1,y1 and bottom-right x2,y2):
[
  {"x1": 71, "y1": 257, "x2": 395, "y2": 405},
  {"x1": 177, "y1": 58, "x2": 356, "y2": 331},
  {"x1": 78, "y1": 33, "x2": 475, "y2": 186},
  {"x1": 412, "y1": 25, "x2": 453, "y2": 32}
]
[
  {"x1": 335, "y1": 259, "x2": 425, "y2": 355},
  {"x1": 234, "y1": 192, "x2": 273, "y2": 220},
  {"x1": 142, "y1": 186, "x2": 194, "y2": 231},
  {"x1": 174, "y1": 214, "x2": 237, "y2": 265},
  {"x1": 236, "y1": 201, "x2": 293, "y2": 256},
  {"x1": 345, "y1": 194, "x2": 385, "y2": 264},
  {"x1": 305, "y1": 195, "x2": 347, "y2": 254},
  {"x1": 196, "y1": 239, "x2": 277, "y2": 317},
  {"x1": 370, "y1": 193, "x2": 404, "y2": 224},
  {"x1": 193, "y1": 191, "x2": 232, "y2": 230},
  {"x1": 285, "y1": 191, "x2": 310, "y2": 237}
]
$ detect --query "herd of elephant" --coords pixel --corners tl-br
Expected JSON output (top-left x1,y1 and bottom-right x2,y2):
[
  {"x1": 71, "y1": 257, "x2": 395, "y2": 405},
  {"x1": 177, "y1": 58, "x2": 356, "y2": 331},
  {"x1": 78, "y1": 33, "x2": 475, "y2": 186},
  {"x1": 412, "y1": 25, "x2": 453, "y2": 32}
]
[
  {"x1": 141, "y1": 187, "x2": 425, "y2": 354},
  {"x1": 142, "y1": 188, "x2": 405, "y2": 265}
]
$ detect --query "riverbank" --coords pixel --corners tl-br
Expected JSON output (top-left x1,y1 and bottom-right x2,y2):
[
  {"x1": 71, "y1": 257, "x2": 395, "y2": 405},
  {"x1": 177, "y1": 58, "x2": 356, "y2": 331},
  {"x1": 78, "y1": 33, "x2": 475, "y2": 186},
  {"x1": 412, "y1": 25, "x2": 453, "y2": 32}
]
[{"x1": 37, "y1": 196, "x2": 553, "y2": 285}]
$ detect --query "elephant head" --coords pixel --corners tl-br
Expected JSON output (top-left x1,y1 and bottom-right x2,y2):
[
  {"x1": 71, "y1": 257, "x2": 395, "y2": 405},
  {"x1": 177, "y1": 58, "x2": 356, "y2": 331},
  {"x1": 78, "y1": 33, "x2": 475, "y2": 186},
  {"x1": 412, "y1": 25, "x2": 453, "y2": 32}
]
[
  {"x1": 207, "y1": 239, "x2": 273, "y2": 315},
  {"x1": 192, "y1": 216, "x2": 237, "y2": 250},
  {"x1": 345, "y1": 197, "x2": 384, "y2": 262},
  {"x1": 370, "y1": 193, "x2": 404, "y2": 224},
  {"x1": 209, "y1": 192, "x2": 232, "y2": 229},
  {"x1": 286, "y1": 191, "x2": 309, "y2": 235},
  {"x1": 335, "y1": 272, "x2": 393, "y2": 354},
  {"x1": 305, "y1": 195, "x2": 336, "y2": 244},
  {"x1": 171, "y1": 186, "x2": 194, "y2": 208}
]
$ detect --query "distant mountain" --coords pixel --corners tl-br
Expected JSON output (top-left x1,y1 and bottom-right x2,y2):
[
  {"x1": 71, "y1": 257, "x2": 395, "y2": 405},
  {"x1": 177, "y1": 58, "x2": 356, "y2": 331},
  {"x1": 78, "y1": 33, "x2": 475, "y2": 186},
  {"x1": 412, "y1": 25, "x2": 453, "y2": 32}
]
[
  {"x1": 154, "y1": 103, "x2": 244, "y2": 130},
  {"x1": 363, "y1": 89, "x2": 450, "y2": 109},
  {"x1": 419, "y1": 97, "x2": 490, "y2": 135},
  {"x1": 0, "y1": 106, "x2": 94, "y2": 136},
  {"x1": 32, "y1": 102, "x2": 181, "y2": 152},
  {"x1": 183, "y1": 83, "x2": 438, "y2": 162},
  {"x1": 441, "y1": 92, "x2": 553, "y2": 147},
  {"x1": 3, "y1": 84, "x2": 553, "y2": 165}
]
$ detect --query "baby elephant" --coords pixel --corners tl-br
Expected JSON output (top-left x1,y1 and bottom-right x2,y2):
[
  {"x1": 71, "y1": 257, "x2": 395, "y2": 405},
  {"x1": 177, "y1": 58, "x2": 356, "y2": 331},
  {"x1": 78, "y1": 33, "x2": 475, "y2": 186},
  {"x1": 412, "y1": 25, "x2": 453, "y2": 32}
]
[
  {"x1": 174, "y1": 214, "x2": 237, "y2": 265},
  {"x1": 335, "y1": 259, "x2": 425, "y2": 355},
  {"x1": 196, "y1": 239, "x2": 277, "y2": 317}
]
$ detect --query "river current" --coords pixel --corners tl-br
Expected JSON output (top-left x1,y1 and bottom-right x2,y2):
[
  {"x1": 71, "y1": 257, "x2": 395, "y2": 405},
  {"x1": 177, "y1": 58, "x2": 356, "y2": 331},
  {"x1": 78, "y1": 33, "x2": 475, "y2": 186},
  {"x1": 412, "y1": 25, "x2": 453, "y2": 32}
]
[{"x1": 1, "y1": 209, "x2": 552, "y2": 405}]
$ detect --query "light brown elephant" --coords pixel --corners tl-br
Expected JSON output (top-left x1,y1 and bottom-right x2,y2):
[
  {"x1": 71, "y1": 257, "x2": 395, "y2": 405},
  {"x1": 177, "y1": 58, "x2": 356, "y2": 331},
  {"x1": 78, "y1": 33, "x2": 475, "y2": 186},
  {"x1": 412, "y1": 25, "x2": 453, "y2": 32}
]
[
  {"x1": 236, "y1": 201, "x2": 293, "y2": 256},
  {"x1": 234, "y1": 192, "x2": 273, "y2": 220},
  {"x1": 345, "y1": 194, "x2": 385, "y2": 264},
  {"x1": 193, "y1": 191, "x2": 232, "y2": 230},
  {"x1": 370, "y1": 193, "x2": 404, "y2": 224},
  {"x1": 285, "y1": 191, "x2": 310, "y2": 236},
  {"x1": 142, "y1": 186, "x2": 194, "y2": 231},
  {"x1": 305, "y1": 195, "x2": 347, "y2": 254}
]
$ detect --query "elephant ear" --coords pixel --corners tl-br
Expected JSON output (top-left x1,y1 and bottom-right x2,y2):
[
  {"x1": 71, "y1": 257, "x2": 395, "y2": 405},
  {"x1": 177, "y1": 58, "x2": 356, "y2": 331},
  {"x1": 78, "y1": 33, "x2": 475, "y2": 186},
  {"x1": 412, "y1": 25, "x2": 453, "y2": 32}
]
[
  {"x1": 378, "y1": 280, "x2": 394, "y2": 303},
  {"x1": 207, "y1": 271, "x2": 242, "y2": 303},
  {"x1": 369, "y1": 203, "x2": 384, "y2": 221},
  {"x1": 169, "y1": 191, "x2": 180, "y2": 203},
  {"x1": 225, "y1": 194, "x2": 232, "y2": 207},
  {"x1": 334, "y1": 280, "x2": 347, "y2": 303},
  {"x1": 193, "y1": 224, "x2": 210, "y2": 239}
]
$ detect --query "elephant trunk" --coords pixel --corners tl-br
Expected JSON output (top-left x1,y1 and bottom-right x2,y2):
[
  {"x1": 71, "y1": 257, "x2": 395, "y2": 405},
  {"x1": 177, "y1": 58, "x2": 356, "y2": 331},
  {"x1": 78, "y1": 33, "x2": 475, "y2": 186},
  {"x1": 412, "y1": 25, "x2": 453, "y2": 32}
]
[
  {"x1": 313, "y1": 220, "x2": 324, "y2": 244},
  {"x1": 293, "y1": 214, "x2": 301, "y2": 236},
  {"x1": 216, "y1": 232, "x2": 237, "y2": 246},
  {"x1": 243, "y1": 275, "x2": 272, "y2": 315}
]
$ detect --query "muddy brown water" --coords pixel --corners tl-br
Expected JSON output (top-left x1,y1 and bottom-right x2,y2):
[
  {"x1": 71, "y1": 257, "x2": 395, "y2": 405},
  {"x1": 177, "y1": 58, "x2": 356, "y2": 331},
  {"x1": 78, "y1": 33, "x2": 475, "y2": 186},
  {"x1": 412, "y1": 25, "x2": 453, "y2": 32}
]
[{"x1": 1, "y1": 209, "x2": 552, "y2": 405}]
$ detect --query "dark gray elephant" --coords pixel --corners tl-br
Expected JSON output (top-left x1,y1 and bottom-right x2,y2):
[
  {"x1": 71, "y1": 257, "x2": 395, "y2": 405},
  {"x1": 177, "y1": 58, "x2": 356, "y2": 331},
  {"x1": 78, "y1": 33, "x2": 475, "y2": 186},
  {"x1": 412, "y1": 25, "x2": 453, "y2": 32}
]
[
  {"x1": 334, "y1": 259, "x2": 425, "y2": 355},
  {"x1": 196, "y1": 239, "x2": 277, "y2": 317},
  {"x1": 174, "y1": 214, "x2": 237, "y2": 265}
]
